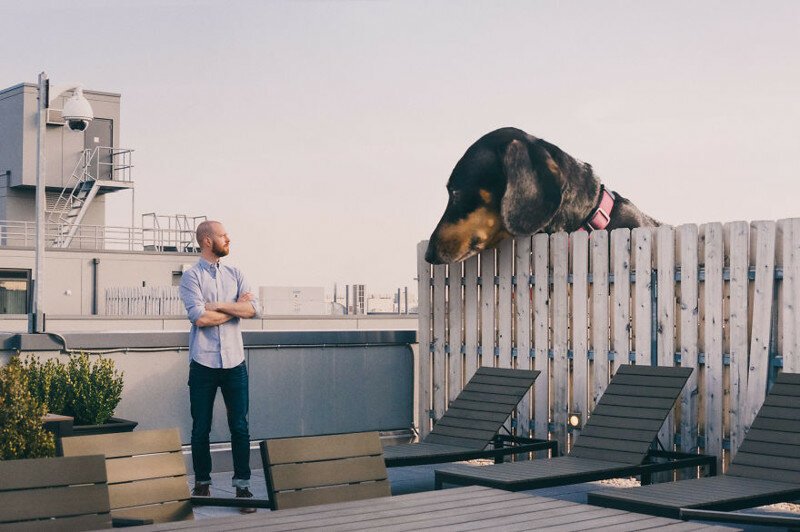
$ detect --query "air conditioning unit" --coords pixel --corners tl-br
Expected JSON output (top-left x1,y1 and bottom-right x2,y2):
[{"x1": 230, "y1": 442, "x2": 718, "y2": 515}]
[{"x1": 46, "y1": 109, "x2": 65, "y2": 126}]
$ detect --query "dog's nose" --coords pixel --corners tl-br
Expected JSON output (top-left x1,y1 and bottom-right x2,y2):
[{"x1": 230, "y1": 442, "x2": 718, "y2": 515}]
[{"x1": 425, "y1": 243, "x2": 444, "y2": 265}]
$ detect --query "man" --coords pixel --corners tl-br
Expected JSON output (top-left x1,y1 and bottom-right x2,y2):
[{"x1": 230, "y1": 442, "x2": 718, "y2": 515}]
[{"x1": 179, "y1": 220, "x2": 260, "y2": 513}]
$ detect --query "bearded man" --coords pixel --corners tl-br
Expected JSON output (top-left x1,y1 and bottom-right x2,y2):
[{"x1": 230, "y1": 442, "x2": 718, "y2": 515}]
[{"x1": 179, "y1": 220, "x2": 260, "y2": 513}]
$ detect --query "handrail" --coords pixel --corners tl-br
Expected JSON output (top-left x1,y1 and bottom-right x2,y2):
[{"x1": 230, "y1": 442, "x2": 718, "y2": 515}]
[{"x1": 0, "y1": 219, "x2": 197, "y2": 253}]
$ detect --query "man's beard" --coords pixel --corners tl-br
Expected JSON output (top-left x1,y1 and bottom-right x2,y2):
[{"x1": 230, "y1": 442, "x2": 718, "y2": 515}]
[{"x1": 212, "y1": 241, "x2": 229, "y2": 257}]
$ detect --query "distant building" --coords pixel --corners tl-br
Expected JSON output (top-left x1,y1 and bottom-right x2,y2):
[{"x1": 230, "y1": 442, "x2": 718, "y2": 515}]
[{"x1": 259, "y1": 286, "x2": 327, "y2": 315}]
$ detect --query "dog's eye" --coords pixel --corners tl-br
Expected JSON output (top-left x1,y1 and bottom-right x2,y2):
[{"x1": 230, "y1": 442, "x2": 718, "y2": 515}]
[{"x1": 450, "y1": 190, "x2": 461, "y2": 203}]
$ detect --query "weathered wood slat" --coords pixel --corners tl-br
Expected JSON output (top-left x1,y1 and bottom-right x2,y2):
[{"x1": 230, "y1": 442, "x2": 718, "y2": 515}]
[
  {"x1": 111, "y1": 500, "x2": 193, "y2": 524},
  {"x1": 273, "y1": 480, "x2": 391, "y2": 510},
  {"x1": 703, "y1": 223, "x2": 724, "y2": 465},
  {"x1": 61, "y1": 427, "x2": 181, "y2": 458},
  {"x1": 448, "y1": 261, "x2": 464, "y2": 404},
  {"x1": 432, "y1": 263, "x2": 447, "y2": 420},
  {"x1": 480, "y1": 248, "x2": 496, "y2": 369},
  {"x1": 109, "y1": 476, "x2": 189, "y2": 510},
  {"x1": 632, "y1": 227, "x2": 653, "y2": 368},
  {"x1": 611, "y1": 228, "x2": 631, "y2": 380},
  {"x1": 0, "y1": 512, "x2": 110, "y2": 532},
  {"x1": 463, "y1": 254, "x2": 480, "y2": 385},
  {"x1": 571, "y1": 230, "x2": 590, "y2": 443},
  {"x1": 551, "y1": 232, "x2": 569, "y2": 451},
  {"x1": 533, "y1": 233, "x2": 550, "y2": 440},
  {"x1": 780, "y1": 219, "x2": 800, "y2": 373},
  {"x1": 655, "y1": 226, "x2": 677, "y2": 464},
  {"x1": 0, "y1": 483, "x2": 109, "y2": 522},
  {"x1": 726, "y1": 221, "x2": 749, "y2": 460},
  {"x1": 105, "y1": 452, "x2": 186, "y2": 484},
  {"x1": 0, "y1": 454, "x2": 106, "y2": 491},
  {"x1": 497, "y1": 237, "x2": 514, "y2": 370},
  {"x1": 591, "y1": 230, "x2": 610, "y2": 409},
  {"x1": 265, "y1": 432, "x2": 383, "y2": 464},
  {"x1": 514, "y1": 235, "x2": 533, "y2": 438},
  {"x1": 417, "y1": 240, "x2": 432, "y2": 437},
  {"x1": 746, "y1": 221, "x2": 777, "y2": 430},
  {"x1": 269, "y1": 455, "x2": 387, "y2": 491},
  {"x1": 677, "y1": 224, "x2": 699, "y2": 459}
]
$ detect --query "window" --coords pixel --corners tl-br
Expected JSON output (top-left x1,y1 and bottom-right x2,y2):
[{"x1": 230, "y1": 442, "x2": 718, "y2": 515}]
[{"x1": 0, "y1": 269, "x2": 30, "y2": 314}]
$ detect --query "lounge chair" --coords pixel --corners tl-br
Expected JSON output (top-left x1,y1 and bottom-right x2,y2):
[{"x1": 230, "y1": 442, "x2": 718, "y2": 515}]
[
  {"x1": 434, "y1": 365, "x2": 715, "y2": 490},
  {"x1": 61, "y1": 427, "x2": 268, "y2": 527},
  {"x1": 261, "y1": 431, "x2": 391, "y2": 510},
  {"x1": 588, "y1": 371, "x2": 800, "y2": 518},
  {"x1": 383, "y1": 366, "x2": 557, "y2": 467},
  {"x1": 0, "y1": 454, "x2": 111, "y2": 531}
]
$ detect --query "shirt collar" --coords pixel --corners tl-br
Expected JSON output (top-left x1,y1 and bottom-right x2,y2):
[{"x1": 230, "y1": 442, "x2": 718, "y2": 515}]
[{"x1": 198, "y1": 257, "x2": 221, "y2": 272}]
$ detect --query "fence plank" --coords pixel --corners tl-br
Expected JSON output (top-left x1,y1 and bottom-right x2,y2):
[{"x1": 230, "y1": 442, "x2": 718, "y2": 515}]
[
  {"x1": 779, "y1": 219, "x2": 800, "y2": 373},
  {"x1": 677, "y1": 224, "x2": 699, "y2": 460},
  {"x1": 417, "y1": 241, "x2": 432, "y2": 438},
  {"x1": 533, "y1": 233, "x2": 550, "y2": 441},
  {"x1": 703, "y1": 223, "x2": 724, "y2": 468},
  {"x1": 632, "y1": 228, "x2": 653, "y2": 367},
  {"x1": 726, "y1": 221, "x2": 749, "y2": 461},
  {"x1": 551, "y1": 232, "x2": 569, "y2": 452},
  {"x1": 447, "y1": 262, "x2": 464, "y2": 405},
  {"x1": 463, "y1": 255, "x2": 480, "y2": 383},
  {"x1": 590, "y1": 230, "x2": 610, "y2": 409},
  {"x1": 514, "y1": 235, "x2": 533, "y2": 438},
  {"x1": 611, "y1": 229, "x2": 631, "y2": 370},
  {"x1": 480, "y1": 249, "x2": 496, "y2": 369},
  {"x1": 497, "y1": 238, "x2": 514, "y2": 370},
  {"x1": 571, "y1": 231, "x2": 590, "y2": 445},
  {"x1": 656, "y1": 226, "x2": 677, "y2": 464},
  {"x1": 746, "y1": 221, "x2": 777, "y2": 430},
  {"x1": 432, "y1": 264, "x2": 447, "y2": 421}
]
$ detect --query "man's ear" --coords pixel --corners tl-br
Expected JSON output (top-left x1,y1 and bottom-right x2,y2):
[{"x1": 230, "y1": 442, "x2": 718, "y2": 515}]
[{"x1": 500, "y1": 140, "x2": 565, "y2": 235}]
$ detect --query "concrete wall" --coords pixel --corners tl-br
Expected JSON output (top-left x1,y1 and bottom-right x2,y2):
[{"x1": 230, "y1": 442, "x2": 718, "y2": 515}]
[
  {"x1": 1, "y1": 330, "x2": 416, "y2": 472},
  {"x1": 0, "y1": 247, "x2": 197, "y2": 315}
]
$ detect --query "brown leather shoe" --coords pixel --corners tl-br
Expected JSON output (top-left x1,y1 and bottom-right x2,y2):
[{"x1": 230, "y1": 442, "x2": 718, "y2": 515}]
[
  {"x1": 192, "y1": 482, "x2": 210, "y2": 497},
  {"x1": 236, "y1": 487, "x2": 257, "y2": 514}
]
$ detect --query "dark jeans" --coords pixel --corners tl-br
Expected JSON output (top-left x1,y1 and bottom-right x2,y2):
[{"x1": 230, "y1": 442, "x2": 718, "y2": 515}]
[{"x1": 188, "y1": 360, "x2": 250, "y2": 485}]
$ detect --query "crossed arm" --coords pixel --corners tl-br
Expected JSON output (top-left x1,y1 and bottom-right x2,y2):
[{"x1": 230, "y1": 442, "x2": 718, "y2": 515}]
[{"x1": 195, "y1": 292, "x2": 257, "y2": 327}]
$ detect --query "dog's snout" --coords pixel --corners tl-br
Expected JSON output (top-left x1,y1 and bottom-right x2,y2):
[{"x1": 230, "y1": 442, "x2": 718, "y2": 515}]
[{"x1": 425, "y1": 242, "x2": 444, "y2": 264}]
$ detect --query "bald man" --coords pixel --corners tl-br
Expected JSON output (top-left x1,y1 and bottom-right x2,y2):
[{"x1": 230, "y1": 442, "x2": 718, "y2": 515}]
[{"x1": 179, "y1": 220, "x2": 260, "y2": 513}]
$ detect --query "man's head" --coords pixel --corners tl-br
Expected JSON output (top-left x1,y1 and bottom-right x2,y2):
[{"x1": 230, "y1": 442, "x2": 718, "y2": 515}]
[{"x1": 196, "y1": 220, "x2": 230, "y2": 258}]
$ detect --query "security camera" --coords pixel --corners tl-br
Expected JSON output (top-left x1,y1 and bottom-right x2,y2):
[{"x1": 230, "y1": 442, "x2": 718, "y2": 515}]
[
  {"x1": 61, "y1": 87, "x2": 93, "y2": 132},
  {"x1": 67, "y1": 119, "x2": 90, "y2": 132}
]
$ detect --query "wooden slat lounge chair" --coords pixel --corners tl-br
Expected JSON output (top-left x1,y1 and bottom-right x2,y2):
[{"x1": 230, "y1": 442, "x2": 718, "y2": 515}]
[
  {"x1": 588, "y1": 371, "x2": 800, "y2": 518},
  {"x1": 61, "y1": 427, "x2": 268, "y2": 527},
  {"x1": 0, "y1": 454, "x2": 111, "y2": 531},
  {"x1": 261, "y1": 431, "x2": 391, "y2": 510},
  {"x1": 434, "y1": 365, "x2": 715, "y2": 491},
  {"x1": 383, "y1": 366, "x2": 557, "y2": 467}
]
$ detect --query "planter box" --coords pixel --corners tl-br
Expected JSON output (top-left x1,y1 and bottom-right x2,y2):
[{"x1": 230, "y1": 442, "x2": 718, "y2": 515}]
[{"x1": 71, "y1": 417, "x2": 138, "y2": 436}]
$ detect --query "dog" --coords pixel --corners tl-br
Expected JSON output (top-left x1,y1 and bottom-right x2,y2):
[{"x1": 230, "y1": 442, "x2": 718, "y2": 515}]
[{"x1": 425, "y1": 127, "x2": 659, "y2": 264}]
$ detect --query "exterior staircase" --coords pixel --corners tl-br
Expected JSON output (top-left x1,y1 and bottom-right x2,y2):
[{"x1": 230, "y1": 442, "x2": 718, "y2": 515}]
[{"x1": 49, "y1": 146, "x2": 132, "y2": 248}]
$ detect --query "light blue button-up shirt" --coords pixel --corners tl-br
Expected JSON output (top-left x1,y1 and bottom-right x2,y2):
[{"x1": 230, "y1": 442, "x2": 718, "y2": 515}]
[{"x1": 179, "y1": 258, "x2": 259, "y2": 369}]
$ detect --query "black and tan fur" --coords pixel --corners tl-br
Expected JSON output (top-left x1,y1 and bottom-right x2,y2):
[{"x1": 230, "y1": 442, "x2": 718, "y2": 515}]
[{"x1": 425, "y1": 127, "x2": 659, "y2": 264}]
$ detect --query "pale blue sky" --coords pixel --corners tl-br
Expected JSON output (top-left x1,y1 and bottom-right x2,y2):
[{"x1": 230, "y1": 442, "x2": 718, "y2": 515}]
[{"x1": 2, "y1": 1, "x2": 798, "y2": 294}]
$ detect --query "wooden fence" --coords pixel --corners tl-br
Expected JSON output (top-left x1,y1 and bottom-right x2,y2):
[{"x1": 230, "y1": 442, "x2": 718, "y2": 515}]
[
  {"x1": 417, "y1": 219, "x2": 800, "y2": 469},
  {"x1": 105, "y1": 286, "x2": 185, "y2": 316}
]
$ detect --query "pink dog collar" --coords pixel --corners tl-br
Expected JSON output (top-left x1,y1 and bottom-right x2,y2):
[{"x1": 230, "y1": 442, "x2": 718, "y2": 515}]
[{"x1": 579, "y1": 186, "x2": 616, "y2": 232}]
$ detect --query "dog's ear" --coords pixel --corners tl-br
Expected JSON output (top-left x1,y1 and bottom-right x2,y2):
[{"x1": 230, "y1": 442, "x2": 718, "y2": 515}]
[{"x1": 500, "y1": 140, "x2": 565, "y2": 235}]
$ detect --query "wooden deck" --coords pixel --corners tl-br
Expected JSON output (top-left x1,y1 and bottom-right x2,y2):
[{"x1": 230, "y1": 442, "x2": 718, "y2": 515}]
[{"x1": 134, "y1": 486, "x2": 737, "y2": 531}]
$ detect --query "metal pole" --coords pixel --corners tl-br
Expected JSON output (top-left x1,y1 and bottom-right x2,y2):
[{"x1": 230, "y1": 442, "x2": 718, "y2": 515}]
[{"x1": 32, "y1": 71, "x2": 48, "y2": 333}]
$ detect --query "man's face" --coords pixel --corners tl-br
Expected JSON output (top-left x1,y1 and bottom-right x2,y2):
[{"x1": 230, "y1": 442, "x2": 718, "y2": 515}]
[{"x1": 207, "y1": 224, "x2": 230, "y2": 258}]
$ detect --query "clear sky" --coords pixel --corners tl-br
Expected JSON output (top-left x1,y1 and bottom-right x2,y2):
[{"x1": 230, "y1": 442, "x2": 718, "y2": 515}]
[{"x1": 2, "y1": 1, "x2": 798, "y2": 296}]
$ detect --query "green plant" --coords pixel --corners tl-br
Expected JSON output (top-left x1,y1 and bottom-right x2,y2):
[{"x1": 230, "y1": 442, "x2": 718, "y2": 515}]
[
  {"x1": 20, "y1": 355, "x2": 70, "y2": 416},
  {"x1": 21, "y1": 353, "x2": 125, "y2": 426},
  {"x1": 67, "y1": 353, "x2": 124, "y2": 426},
  {"x1": 0, "y1": 358, "x2": 56, "y2": 460}
]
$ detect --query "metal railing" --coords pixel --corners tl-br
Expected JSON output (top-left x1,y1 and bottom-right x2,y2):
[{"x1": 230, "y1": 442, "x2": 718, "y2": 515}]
[{"x1": 0, "y1": 219, "x2": 198, "y2": 253}]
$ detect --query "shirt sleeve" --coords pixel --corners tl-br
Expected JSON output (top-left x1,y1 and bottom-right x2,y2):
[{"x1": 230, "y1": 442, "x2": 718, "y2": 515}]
[
  {"x1": 237, "y1": 268, "x2": 261, "y2": 318},
  {"x1": 179, "y1": 269, "x2": 206, "y2": 325}
]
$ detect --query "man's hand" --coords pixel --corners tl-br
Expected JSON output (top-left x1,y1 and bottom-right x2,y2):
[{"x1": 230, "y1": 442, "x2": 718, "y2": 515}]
[
  {"x1": 205, "y1": 292, "x2": 252, "y2": 311},
  {"x1": 238, "y1": 292, "x2": 254, "y2": 303}
]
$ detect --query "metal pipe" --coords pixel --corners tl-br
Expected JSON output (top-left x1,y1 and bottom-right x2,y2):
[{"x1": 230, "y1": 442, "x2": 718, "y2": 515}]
[
  {"x1": 33, "y1": 72, "x2": 48, "y2": 333},
  {"x1": 92, "y1": 258, "x2": 100, "y2": 315}
]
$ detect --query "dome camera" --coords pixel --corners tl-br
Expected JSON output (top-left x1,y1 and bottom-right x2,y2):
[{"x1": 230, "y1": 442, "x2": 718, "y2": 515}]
[{"x1": 61, "y1": 87, "x2": 93, "y2": 132}]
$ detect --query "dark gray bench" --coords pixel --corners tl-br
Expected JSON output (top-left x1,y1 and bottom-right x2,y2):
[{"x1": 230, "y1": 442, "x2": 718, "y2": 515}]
[
  {"x1": 588, "y1": 371, "x2": 800, "y2": 518},
  {"x1": 435, "y1": 365, "x2": 715, "y2": 491},
  {"x1": 384, "y1": 366, "x2": 557, "y2": 467}
]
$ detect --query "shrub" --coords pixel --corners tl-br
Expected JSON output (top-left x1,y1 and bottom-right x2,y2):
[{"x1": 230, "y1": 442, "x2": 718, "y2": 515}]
[
  {"x1": 67, "y1": 353, "x2": 124, "y2": 426},
  {"x1": 21, "y1": 353, "x2": 124, "y2": 426},
  {"x1": 0, "y1": 358, "x2": 56, "y2": 460}
]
